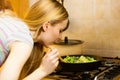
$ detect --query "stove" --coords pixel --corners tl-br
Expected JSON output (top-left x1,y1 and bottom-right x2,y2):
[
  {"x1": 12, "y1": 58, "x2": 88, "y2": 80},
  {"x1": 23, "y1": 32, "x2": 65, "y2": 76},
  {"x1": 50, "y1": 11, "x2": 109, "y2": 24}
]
[{"x1": 43, "y1": 57, "x2": 120, "y2": 80}]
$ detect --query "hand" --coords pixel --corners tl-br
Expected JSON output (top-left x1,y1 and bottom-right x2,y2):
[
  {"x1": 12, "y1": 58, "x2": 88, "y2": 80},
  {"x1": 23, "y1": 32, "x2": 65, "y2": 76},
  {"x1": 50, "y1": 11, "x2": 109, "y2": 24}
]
[{"x1": 39, "y1": 48, "x2": 59, "y2": 76}]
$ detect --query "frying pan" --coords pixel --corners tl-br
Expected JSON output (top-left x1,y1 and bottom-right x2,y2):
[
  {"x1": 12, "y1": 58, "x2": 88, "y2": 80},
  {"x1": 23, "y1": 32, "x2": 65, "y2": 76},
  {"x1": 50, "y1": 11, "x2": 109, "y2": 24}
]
[{"x1": 57, "y1": 54, "x2": 103, "y2": 72}]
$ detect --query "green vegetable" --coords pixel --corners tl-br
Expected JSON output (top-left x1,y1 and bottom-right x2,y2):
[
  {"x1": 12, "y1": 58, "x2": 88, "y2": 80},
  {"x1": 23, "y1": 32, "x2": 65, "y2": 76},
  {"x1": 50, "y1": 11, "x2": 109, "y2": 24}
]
[{"x1": 63, "y1": 55, "x2": 96, "y2": 63}]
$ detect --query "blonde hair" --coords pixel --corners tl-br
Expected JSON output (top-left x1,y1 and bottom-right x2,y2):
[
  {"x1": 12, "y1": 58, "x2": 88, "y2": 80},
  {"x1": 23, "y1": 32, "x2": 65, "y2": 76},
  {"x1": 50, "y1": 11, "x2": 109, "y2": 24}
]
[
  {"x1": 19, "y1": 0, "x2": 68, "y2": 79},
  {"x1": 23, "y1": 0, "x2": 68, "y2": 40}
]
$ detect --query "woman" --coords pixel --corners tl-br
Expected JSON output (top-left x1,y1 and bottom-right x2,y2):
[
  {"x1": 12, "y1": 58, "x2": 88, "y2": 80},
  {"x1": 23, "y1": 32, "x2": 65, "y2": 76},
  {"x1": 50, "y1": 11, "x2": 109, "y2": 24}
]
[{"x1": 0, "y1": 0, "x2": 69, "y2": 80}]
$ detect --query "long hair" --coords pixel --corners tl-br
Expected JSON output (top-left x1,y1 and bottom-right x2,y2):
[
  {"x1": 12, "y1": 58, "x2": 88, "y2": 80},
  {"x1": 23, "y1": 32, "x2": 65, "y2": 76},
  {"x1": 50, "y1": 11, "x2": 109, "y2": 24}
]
[{"x1": 19, "y1": 0, "x2": 68, "y2": 79}]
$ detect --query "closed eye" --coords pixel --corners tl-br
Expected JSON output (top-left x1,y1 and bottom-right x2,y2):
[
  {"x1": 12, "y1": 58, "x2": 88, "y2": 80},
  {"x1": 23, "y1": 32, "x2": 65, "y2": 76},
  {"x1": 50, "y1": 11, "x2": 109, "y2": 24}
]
[{"x1": 59, "y1": 30, "x2": 63, "y2": 33}]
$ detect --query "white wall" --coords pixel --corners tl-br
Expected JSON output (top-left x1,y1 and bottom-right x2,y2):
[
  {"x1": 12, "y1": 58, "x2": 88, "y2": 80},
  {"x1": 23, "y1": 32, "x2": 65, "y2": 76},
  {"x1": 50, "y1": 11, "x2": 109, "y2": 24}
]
[{"x1": 62, "y1": 0, "x2": 120, "y2": 57}]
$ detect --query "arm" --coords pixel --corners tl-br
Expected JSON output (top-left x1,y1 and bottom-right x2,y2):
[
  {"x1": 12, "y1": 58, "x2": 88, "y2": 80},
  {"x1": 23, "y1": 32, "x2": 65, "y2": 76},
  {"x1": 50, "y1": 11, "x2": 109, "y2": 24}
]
[
  {"x1": 23, "y1": 48, "x2": 59, "y2": 80},
  {"x1": 0, "y1": 42, "x2": 32, "y2": 80},
  {"x1": 0, "y1": 42, "x2": 59, "y2": 80}
]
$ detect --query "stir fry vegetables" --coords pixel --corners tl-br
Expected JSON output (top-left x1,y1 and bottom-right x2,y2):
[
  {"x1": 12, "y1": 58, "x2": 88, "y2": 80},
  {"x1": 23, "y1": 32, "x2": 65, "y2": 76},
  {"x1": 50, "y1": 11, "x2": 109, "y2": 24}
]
[{"x1": 63, "y1": 55, "x2": 97, "y2": 63}]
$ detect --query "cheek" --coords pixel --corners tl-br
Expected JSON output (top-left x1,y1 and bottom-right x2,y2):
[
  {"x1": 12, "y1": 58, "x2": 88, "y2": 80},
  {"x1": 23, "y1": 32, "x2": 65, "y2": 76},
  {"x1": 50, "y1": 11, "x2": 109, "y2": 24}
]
[
  {"x1": 45, "y1": 30, "x2": 56, "y2": 40},
  {"x1": 53, "y1": 30, "x2": 60, "y2": 37},
  {"x1": 49, "y1": 30, "x2": 59, "y2": 41}
]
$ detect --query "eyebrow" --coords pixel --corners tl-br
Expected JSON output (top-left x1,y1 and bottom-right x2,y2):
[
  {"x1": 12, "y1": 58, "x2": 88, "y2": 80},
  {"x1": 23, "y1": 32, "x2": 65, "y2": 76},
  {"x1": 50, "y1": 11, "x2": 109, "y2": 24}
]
[{"x1": 62, "y1": 20, "x2": 70, "y2": 32}]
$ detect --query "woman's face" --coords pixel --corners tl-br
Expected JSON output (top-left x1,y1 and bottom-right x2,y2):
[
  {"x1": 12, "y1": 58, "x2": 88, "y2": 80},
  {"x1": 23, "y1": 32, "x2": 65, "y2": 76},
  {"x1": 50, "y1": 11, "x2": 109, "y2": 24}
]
[{"x1": 37, "y1": 19, "x2": 68, "y2": 47}]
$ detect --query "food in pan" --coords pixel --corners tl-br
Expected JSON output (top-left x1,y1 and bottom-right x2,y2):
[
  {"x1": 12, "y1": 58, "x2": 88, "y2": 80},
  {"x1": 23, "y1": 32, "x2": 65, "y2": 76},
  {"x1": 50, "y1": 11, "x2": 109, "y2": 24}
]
[{"x1": 63, "y1": 55, "x2": 96, "y2": 63}]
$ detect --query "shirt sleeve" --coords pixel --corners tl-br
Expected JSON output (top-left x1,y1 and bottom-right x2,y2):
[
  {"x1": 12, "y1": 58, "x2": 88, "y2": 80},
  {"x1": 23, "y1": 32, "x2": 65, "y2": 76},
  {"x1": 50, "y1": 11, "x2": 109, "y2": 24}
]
[
  {"x1": 0, "y1": 16, "x2": 34, "y2": 51},
  {"x1": 7, "y1": 30, "x2": 33, "y2": 47}
]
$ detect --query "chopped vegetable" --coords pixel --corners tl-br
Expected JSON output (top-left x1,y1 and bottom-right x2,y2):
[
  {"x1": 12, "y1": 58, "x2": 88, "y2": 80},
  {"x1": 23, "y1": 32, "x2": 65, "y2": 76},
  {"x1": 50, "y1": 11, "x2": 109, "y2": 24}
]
[{"x1": 63, "y1": 55, "x2": 96, "y2": 63}]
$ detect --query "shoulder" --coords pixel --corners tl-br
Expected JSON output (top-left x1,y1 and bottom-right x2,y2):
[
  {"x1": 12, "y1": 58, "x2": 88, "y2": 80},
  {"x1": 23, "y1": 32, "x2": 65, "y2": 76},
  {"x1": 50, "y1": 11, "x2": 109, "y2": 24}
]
[{"x1": 0, "y1": 16, "x2": 34, "y2": 48}]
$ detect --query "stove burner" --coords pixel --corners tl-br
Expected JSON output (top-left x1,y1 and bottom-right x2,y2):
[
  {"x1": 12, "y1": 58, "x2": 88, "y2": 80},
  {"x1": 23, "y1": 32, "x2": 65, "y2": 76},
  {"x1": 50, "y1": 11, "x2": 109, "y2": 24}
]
[
  {"x1": 47, "y1": 71, "x2": 94, "y2": 80},
  {"x1": 44, "y1": 57, "x2": 120, "y2": 80},
  {"x1": 95, "y1": 65, "x2": 120, "y2": 80}
]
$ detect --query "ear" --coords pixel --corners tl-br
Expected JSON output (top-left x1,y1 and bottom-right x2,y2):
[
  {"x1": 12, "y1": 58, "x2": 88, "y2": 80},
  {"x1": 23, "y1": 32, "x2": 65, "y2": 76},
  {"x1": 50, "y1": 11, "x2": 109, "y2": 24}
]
[{"x1": 42, "y1": 21, "x2": 50, "y2": 32}]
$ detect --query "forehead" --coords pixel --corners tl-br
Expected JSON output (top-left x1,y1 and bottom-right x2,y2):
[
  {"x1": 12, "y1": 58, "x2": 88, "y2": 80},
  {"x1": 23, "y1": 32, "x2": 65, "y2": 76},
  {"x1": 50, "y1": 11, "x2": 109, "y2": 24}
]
[
  {"x1": 57, "y1": 19, "x2": 68, "y2": 28},
  {"x1": 59, "y1": 19, "x2": 69, "y2": 31},
  {"x1": 49, "y1": 19, "x2": 69, "y2": 31}
]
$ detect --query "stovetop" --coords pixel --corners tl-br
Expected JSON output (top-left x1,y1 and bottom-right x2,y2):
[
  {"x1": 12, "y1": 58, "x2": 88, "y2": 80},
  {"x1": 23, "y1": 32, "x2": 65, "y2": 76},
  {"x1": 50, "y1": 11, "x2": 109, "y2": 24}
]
[{"x1": 43, "y1": 57, "x2": 120, "y2": 80}]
